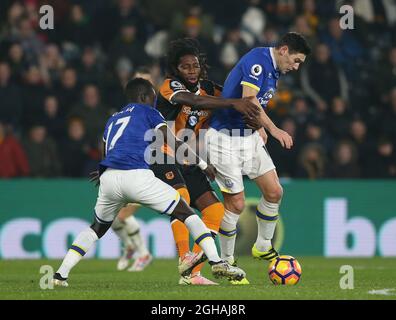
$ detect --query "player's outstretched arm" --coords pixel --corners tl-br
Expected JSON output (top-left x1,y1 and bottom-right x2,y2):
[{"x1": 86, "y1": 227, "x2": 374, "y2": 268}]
[
  {"x1": 158, "y1": 125, "x2": 216, "y2": 180},
  {"x1": 172, "y1": 92, "x2": 260, "y2": 118}
]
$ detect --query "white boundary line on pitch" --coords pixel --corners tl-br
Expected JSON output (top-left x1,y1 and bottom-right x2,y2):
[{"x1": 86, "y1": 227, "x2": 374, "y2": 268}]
[
  {"x1": 354, "y1": 266, "x2": 388, "y2": 270},
  {"x1": 368, "y1": 288, "x2": 396, "y2": 296}
]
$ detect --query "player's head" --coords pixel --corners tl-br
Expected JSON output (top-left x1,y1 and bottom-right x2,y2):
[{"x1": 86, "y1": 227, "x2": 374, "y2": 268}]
[
  {"x1": 124, "y1": 78, "x2": 156, "y2": 106},
  {"x1": 275, "y1": 32, "x2": 311, "y2": 74},
  {"x1": 132, "y1": 66, "x2": 154, "y2": 86},
  {"x1": 166, "y1": 38, "x2": 208, "y2": 88}
]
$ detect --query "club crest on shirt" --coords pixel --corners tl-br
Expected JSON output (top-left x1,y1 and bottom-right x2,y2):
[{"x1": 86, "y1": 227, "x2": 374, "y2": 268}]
[{"x1": 165, "y1": 171, "x2": 175, "y2": 180}]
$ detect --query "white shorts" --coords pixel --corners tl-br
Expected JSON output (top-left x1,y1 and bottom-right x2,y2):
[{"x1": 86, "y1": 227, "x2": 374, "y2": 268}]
[
  {"x1": 205, "y1": 128, "x2": 276, "y2": 194},
  {"x1": 94, "y1": 168, "x2": 180, "y2": 224}
]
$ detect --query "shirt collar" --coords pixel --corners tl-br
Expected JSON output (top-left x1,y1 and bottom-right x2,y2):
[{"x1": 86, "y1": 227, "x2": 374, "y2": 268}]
[
  {"x1": 269, "y1": 47, "x2": 278, "y2": 71},
  {"x1": 175, "y1": 76, "x2": 200, "y2": 93}
]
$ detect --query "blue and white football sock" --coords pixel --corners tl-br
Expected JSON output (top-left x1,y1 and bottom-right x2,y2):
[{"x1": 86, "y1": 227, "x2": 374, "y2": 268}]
[
  {"x1": 218, "y1": 209, "x2": 240, "y2": 264},
  {"x1": 184, "y1": 215, "x2": 221, "y2": 263},
  {"x1": 255, "y1": 197, "x2": 279, "y2": 252},
  {"x1": 57, "y1": 227, "x2": 98, "y2": 279}
]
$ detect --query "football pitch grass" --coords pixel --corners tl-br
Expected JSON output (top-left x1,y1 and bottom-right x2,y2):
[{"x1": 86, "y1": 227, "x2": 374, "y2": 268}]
[{"x1": 1, "y1": 257, "x2": 395, "y2": 300}]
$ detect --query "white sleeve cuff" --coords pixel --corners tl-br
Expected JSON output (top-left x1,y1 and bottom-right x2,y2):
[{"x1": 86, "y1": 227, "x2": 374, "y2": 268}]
[{"x1": 154, "y1": 122, "x2": 167, "y2": 131}]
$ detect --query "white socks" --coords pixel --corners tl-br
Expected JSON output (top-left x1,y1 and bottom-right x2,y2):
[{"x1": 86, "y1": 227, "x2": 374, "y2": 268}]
[
  {"x1": 112, "y1": 216, "x2": 149, "y2": 257},
  {"x1": 57, "y1": 227, "x2": 98, "y2": 278},
  {"x1": 112, "y1": 217, "x2": 134, "y2": 249},
  {"x1": 218, "y1": 209, "x2": 240, "y2": 264},
  {"x1": 124, "y1": 216, "x2": 149, "y2": 257},
  {"x1": 255, "y1": 197, "x2": 279, "y2": 252},
  {"x1": 184, "y1": 215, "x2": 221, "y2": 263}
]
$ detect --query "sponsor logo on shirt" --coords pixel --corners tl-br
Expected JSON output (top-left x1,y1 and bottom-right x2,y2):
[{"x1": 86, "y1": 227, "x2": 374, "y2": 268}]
[
  {"x1": 182, "y1": 106, "x2": 209, "y2": 117},
  {"x1": 258, "y1": 88, "x2": 275, "y2": 106},
  {"x1": 188, "y1": 115, "x2": 198, "y2": 126}
]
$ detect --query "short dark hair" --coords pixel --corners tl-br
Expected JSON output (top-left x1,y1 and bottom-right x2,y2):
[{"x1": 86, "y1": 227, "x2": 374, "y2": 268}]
[
  {"x1": 166, "y1": 38, "x2": 208, "y2": 79},
  {"x1": 133, "y1": 66, "x2": 151, "y2": 77},
  {"x1": 124, "y1": 78, "x2": 154, "y2": 102},
  {"x1": 277, "y1": 32, "x2": 311, "y2": 55}
]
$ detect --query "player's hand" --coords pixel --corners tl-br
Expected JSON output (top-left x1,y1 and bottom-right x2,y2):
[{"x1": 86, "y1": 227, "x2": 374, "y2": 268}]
[
  {"x1": 233, "y1": 96, "x2": 261, "y2": 119},
  {"x1": 203, "y1": 164, "x2": 217, "y2": 181},
  {"x1": 270, "y1": 127, "x2": 293, "y2": 149},
  {"x1": 89, "y1": 170, "x2": 100, "y2": 187},
  {"x1": 242, "y1": 114, "x2": 262, "y2": 131}
]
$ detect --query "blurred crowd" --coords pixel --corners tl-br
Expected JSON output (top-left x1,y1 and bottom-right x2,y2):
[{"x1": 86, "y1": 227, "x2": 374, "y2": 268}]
[{"x1": 0, "y1": 0, "x2": 395, "y2": 179}]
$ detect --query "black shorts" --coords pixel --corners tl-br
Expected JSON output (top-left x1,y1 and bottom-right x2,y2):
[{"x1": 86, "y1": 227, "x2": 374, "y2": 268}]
[
  {"x1": 150, "y1": 162, "x2": 185, "y2": 188},
  {"x1": 150, "y1": 161, "x2": 213, "y2": 205},
  {"x1": 182, "y1": 165, "x2": 214, "y2": 204}
]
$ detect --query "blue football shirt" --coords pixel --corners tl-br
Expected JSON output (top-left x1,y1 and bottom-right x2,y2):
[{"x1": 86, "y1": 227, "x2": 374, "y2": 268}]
[
  {"x1": 210, "y1": 47, "x2": 280, "y2": 133},
  {"x1": 100, "y1": 103, "x2": 166, "y2": 170}
]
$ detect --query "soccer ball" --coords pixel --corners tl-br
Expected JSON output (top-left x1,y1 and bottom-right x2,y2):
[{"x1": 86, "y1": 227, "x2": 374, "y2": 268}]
[{"x1": 268, "y1": 255, "x2": 302, "y2": 285}]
